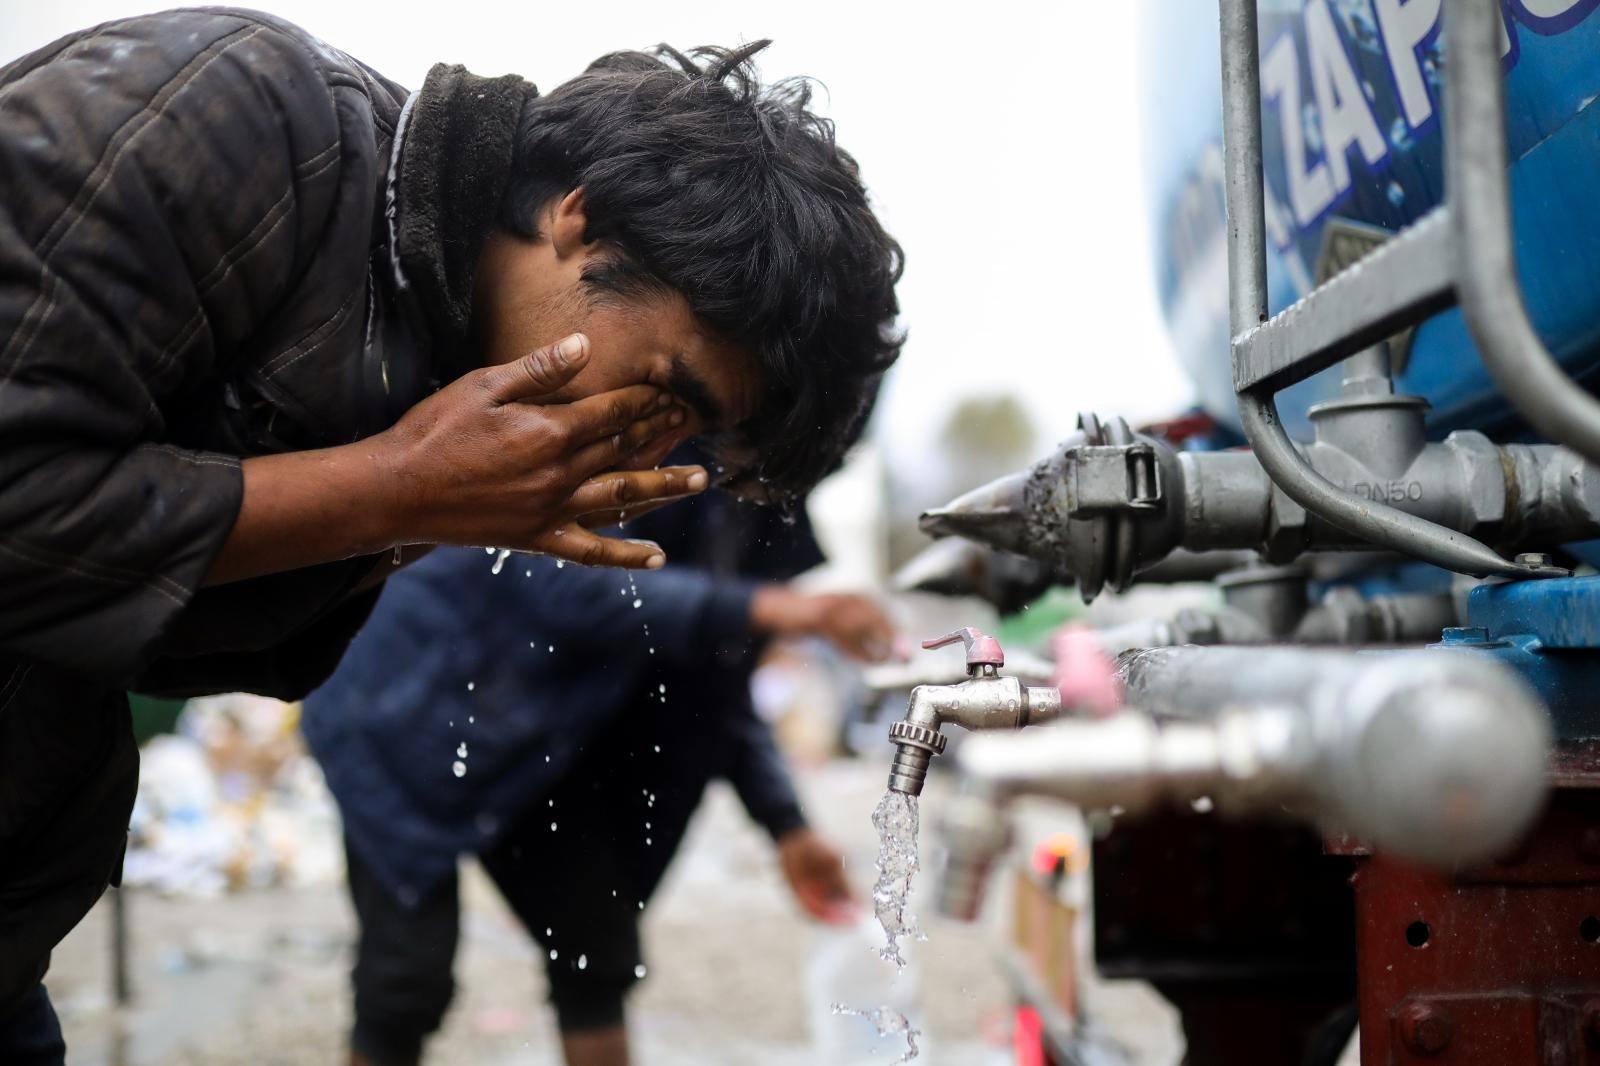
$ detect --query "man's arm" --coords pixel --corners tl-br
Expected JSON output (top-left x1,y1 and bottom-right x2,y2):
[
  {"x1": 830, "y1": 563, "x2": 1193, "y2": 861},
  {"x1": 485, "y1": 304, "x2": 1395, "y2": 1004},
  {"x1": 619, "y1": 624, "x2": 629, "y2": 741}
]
[{"x1": 205, "y1": 336, "x2": 703, "y2": 585}]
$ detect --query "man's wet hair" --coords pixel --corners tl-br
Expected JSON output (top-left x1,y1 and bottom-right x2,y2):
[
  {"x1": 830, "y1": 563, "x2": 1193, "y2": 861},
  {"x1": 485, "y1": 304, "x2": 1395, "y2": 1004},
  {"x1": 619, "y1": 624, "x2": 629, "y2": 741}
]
[{"x1": 504, "y1": 41, "x2": 904, "y2": 504}]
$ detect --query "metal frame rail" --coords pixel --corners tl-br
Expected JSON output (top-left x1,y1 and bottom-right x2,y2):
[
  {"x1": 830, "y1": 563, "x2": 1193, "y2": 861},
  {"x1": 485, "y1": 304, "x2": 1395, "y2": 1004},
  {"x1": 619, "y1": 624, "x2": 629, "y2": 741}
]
[{"x1": 1215, "y1": 0, "x2": 1593, "y2": 577}]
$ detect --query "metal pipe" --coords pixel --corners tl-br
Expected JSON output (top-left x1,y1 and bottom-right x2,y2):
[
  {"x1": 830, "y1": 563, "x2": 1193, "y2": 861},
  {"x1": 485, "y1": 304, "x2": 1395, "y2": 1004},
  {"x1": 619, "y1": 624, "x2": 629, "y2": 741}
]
[
  {"x1": 1237, "y1": 394, "x2": 1526, "y2": 576},
  {"x1": 1449, "y1": 0, "x2": 1600, "y2": 468},
  {"x1": 1218, "y1": 0, "x2": 1267, "y2": 340},
  {"x1": 937, "y1": 647, "x2": 1552, "y2": 919}
]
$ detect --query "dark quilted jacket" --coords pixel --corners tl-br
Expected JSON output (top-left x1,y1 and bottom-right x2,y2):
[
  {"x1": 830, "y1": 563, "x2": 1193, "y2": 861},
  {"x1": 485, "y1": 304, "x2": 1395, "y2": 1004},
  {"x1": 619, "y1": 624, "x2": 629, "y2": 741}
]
[{"x1": 0, "y1": 7, "x2": 534, "y2": 1012}]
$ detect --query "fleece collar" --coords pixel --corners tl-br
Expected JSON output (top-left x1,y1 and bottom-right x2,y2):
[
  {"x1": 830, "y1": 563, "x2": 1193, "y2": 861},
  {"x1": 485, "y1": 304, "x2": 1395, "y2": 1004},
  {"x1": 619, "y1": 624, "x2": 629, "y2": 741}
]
[{"x1": 390, "y1": 63, "x2": 536, "y2": 381}]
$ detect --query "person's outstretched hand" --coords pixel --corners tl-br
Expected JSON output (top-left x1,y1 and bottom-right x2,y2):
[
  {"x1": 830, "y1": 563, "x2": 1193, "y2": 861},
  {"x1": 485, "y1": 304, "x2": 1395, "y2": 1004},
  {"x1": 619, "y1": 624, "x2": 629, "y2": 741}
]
[
  {"x1": 750, "y1": 588, "x2": 898, "y2": 662},
  {"x1": 776, "y1": 827, "x2": 858, "y2": 925}
]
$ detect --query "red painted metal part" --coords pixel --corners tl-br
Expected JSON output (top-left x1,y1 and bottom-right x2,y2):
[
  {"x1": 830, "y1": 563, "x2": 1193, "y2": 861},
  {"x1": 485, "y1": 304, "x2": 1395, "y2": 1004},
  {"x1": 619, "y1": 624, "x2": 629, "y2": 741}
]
[{"x1": 1352, "y1": 777, "x2": 1600, "y2": 1065}]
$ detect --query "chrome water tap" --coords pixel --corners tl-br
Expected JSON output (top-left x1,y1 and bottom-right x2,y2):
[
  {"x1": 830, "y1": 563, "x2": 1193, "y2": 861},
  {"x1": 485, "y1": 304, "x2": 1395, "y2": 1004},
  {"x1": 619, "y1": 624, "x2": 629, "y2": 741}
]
[{"x1": 885, "y1": 627, "x2": 1064, "y2": 796}]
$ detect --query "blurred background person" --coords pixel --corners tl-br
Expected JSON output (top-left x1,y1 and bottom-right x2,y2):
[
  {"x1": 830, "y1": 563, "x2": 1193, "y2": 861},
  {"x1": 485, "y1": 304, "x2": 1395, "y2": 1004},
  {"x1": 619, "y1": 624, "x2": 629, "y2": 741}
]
[{"x1": 302, "y1": 455, "x2": 897, "y2": 1066}]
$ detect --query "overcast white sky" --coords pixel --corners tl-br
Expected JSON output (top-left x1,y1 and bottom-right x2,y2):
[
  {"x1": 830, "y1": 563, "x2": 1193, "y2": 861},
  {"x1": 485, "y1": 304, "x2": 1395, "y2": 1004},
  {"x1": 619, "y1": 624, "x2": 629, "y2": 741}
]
[{"x1": 1, "y1": 1, "x2": 1194, "y2": 479}]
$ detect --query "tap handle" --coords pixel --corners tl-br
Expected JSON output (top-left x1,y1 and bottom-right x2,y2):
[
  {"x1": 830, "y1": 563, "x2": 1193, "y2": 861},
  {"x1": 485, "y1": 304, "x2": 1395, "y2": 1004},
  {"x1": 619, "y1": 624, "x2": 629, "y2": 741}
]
[{"x1": 921, "y1": 627, "x2": 1006, "y2": 670}]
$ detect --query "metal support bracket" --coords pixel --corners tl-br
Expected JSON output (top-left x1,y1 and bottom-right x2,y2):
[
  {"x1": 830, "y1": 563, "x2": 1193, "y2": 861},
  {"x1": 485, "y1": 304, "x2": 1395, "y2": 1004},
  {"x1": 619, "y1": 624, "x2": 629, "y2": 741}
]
[{"x1": 1216, "y1": 0, "x2": 1559, "y2": 579}]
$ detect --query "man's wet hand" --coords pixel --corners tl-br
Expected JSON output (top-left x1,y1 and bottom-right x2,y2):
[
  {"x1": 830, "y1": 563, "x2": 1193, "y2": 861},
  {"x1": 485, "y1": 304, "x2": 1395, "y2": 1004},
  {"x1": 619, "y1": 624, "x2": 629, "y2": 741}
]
[
  {"x1": 376, "y1": 332, "x2": 704, "y2": 567},
  {"x1": 777, "y1": 827, "x2": 858, "y2": 925}
]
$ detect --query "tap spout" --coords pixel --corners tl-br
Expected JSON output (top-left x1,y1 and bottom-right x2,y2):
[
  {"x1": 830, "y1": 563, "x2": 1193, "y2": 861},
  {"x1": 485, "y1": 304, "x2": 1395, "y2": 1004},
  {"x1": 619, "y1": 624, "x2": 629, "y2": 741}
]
[{"x1": 886, "y1": 675, "x2": 1064, "y2": 796}]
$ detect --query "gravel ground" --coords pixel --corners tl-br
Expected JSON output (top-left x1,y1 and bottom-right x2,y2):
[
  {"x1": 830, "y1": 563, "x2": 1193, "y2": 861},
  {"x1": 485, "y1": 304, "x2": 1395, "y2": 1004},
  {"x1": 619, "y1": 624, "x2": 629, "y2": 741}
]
[{"x1": 48, "y1": 759, "x2": 1183, "y2": 1066}]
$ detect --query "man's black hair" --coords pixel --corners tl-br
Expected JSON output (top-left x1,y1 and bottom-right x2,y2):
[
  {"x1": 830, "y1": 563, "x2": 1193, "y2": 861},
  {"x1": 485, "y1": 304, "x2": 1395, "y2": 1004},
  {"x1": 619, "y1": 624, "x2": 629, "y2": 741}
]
[{"x1": 503, "y1": 40, "x2": 904, "y2": 504}]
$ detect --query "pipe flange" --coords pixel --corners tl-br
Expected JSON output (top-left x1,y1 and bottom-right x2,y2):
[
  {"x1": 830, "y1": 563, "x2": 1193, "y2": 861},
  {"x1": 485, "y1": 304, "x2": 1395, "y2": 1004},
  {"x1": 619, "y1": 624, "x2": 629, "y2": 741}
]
[{"x1": 889, "y1": 720, "x2": 948, "y2": 754}]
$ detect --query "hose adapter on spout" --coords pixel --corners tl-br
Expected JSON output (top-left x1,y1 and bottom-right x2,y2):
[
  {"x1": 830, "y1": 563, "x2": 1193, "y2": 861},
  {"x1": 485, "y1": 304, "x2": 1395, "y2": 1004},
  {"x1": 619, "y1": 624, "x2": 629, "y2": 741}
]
[{"x1": 885, "y1": 627, "x2": 1066, "y2": 797}]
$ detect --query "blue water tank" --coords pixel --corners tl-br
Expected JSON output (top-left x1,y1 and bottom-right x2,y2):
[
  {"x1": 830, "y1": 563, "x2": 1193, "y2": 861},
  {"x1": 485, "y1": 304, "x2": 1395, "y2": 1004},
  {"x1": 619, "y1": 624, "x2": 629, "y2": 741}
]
[{"x1": 1142, "y1": 0, "x2": 1600, "y2": 439}]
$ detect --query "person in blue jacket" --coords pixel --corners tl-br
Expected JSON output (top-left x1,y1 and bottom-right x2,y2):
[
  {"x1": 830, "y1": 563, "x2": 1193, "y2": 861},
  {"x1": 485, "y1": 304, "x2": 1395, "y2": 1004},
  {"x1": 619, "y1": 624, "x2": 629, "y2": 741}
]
[{"x1": 302, "y1": 477, "x2": 895, "y2": 1066}]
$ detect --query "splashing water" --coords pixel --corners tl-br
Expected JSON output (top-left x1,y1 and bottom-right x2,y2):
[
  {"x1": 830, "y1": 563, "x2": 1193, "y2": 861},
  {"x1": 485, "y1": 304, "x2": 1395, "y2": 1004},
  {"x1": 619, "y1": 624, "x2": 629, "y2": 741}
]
[
  {"x1": 830, "y1": 1003, "x2": 921, "y2": 1064},
  {"x1": 490, "y1": 548, "x2": 511, "y2": 575},
  {"x1": 870, "y1": 790, "x2": 923, "y2": 970}
]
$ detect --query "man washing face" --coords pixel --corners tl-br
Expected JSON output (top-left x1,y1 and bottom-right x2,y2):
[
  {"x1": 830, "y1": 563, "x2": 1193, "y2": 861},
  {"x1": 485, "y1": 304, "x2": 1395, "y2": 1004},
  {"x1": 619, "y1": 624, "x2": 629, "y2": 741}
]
[{"x1": 0, "y1": 12, "x2": 902, "y2": 1061}]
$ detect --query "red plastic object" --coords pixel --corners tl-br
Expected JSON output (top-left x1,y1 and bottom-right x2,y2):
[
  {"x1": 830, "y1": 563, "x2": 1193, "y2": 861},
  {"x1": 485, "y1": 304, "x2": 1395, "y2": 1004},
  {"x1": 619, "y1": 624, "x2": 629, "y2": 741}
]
[{"x1": 1013, "y1": 1005, "x2": 1046, "y2": 1066}]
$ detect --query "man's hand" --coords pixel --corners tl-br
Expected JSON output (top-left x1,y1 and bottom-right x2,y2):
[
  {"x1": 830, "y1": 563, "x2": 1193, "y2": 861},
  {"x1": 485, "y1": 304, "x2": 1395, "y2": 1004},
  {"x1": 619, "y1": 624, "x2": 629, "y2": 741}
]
[
  {"x1": 206, "y1": 333, "x2": 704, "y2": 585},
  {"x1": 376, "y1": 332, "x2": 701, "y2": 568},
  {"x1": 750, "y1": 587, "x2": 897, "y2": 662},
  {"x1": 776, "y1": 827, "x2": 858, "y2": 925}
]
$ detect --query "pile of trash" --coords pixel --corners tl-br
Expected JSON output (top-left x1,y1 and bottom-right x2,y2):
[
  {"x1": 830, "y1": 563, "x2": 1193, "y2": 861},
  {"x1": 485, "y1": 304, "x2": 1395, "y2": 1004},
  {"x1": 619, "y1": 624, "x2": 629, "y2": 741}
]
[{"x1": 124, "y1": 694, "x2": 344, "y2": 896}]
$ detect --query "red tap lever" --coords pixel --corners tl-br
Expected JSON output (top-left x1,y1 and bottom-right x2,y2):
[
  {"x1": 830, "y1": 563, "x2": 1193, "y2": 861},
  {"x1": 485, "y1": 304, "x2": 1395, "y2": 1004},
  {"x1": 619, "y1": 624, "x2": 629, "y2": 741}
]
[{"x1": 921, "y1": 627, "x2": 1006, "y2": 671}]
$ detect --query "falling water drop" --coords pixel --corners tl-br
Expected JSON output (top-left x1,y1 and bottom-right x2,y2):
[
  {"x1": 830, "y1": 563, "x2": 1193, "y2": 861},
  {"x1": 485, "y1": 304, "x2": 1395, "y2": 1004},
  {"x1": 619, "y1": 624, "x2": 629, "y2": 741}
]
[
  {"x1": 831, "y1": 1004, "x2": 921, "y2": 1064},
  {"x1": 634, "y1": 964, "x2": 647, "y2": 978},
  {"x1": 490, "y1": 548, "x2": 511, "y2": 575},
  {"x1": 577, "y1": 955, "x2": 588, "y2": 970},
  {"x1": 451, "y1": 761, "x2": 466, "y2": 778},
  {"x1": 456, "y1": 742, "x2": 468, "y2": 758}
]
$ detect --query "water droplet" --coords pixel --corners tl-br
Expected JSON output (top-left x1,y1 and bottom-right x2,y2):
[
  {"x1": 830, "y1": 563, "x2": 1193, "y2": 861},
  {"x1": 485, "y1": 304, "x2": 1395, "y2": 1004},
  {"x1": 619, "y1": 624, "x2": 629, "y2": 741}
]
[
  {"x1": 577, "y1": 954, "x2": 588, "y2": 970},
  {"x1": 555, "y1": 560, "x2": 565, "y2": 569},
  {"x1": 550, "y1": 821, "x2": 558, "y2": 831},
  {"x1": 490, "y1": 548, "x2": 511, "y2": 575},
  {"x1": 547, "y1": 644, "x2": 555, "y2": 653},
  {"x1": 632, "y1": 599, "x2": 643, "y2": 609},
  {"x1": 548, "y1": 799, "x2": 554, "y2": 808},
  {"x1": 456, "y1": 742, "x2": 468, "y2": 758},
  {"x1": 452, "y1": 761, "x2": 466, "y2": 778},
  {"x1": 468, "y1": 716, "x2": 475, "y2": 724},
  {"x1": 549, "y1": 949, "x2": 559, "y2": 961},
  {"x1": 635, "y1": 964, "x2": 647, "y2": 978},
  {"x1": 653, "y1": 745, "x2": 661, "y2": 753},
  {"x1": 658, "y1": 684, "x2": 667, "y2": 695},
  {"x1": 545, "y1": 755, "x2": 551, "y2": 763},
  {"x1": 645, "y1": 837, "x2": 652, "y2": 846},
  {"x1": 545, "y1": 927, "x2": 552, "y2": 936},
  {"x1": 644, "y1": 822, "x2": 651, "y2": 830},
  {"x1": 466, "y1": 681, "x2": 475, "y2": 691}
]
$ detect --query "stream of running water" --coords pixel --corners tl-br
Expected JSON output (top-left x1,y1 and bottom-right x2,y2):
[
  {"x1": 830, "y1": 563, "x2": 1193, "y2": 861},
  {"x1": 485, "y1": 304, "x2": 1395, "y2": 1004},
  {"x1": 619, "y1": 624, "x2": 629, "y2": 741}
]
[{"x1": 828, "y1": 788, "x2": 924, "y2": 1061}]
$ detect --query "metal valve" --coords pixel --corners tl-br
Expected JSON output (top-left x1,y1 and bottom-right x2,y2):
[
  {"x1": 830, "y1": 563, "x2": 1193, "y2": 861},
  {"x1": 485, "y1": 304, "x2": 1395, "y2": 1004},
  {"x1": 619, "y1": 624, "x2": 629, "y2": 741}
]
[{"x1": 921, "y1": 627, "x2": 1005, "y2": 675}]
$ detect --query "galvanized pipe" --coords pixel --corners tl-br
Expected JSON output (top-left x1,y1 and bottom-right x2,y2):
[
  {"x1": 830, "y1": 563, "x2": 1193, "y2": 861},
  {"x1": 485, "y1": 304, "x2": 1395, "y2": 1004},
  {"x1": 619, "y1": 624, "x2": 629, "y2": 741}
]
[
  {"x1": 1449, "y1": 0, "x2": 1600, "y2": 468},
  {"x1": 937, "y1": 647, "x2": 1553, "y2": 919}
]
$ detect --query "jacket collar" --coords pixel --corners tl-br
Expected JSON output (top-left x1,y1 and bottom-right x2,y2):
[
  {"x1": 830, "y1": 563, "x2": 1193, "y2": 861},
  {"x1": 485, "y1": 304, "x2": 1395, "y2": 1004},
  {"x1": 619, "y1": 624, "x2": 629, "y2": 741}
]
[{"x1": 388, "y1": 63, "x2": 536, "y2": 382}]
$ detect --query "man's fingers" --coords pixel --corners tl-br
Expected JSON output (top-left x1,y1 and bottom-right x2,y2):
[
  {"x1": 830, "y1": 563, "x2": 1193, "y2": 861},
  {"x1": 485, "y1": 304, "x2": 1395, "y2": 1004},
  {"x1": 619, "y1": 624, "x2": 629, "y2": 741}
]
[
  {"x1": 576, "y1": 495, "x2": 680, "y2": 531},
  {"x1": 561, "y1": 384, "x2": 679, "y2": 443},
  {"x1": 564, "y1": 466, "x2": 708, "y2": 517},
  {"x1": 486, "y1": 333, "x2": 590, "y2": 403},
  {"x1": 565, "y1": 405, "x2": 686, "y2": 479},
  {"x1": 614, "y1": 427, "x2": 693, "y2": 472},
  {"x1": 533, "y1": 526, "x2": 667, "y2": 570}
]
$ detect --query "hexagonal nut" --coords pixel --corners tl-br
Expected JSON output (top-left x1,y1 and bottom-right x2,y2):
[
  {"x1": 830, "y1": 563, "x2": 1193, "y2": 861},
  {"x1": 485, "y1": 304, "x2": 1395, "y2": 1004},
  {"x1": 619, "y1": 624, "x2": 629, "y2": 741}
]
[
  {"x1": 1397, "y1": 1001, "x2": 1452, "y2": 1056},
  {"x1": 1443, "y1": 430, "x2": 1507, "y2": 530}
]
